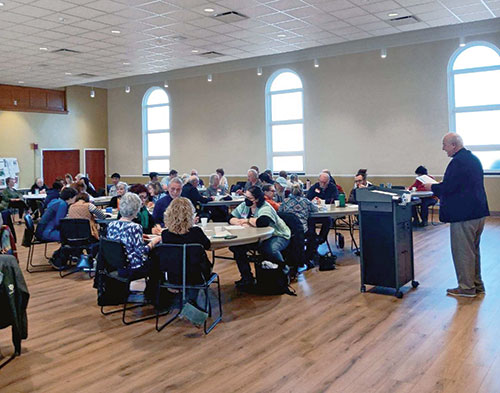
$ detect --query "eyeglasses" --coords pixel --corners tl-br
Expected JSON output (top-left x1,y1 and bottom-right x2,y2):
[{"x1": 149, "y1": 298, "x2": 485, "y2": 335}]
[{"x1": 139, "y1": 194, "x2": 148, "y2": 200}]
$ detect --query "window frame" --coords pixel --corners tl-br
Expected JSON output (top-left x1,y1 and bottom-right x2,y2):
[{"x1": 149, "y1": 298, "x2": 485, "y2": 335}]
[
  {"x1": 447, "y1": 41, "x2": 500, "y2": 172},
  {"x1": 265, "y1": 69, "x2": 305, "y2": 173},
  {"x1": 142, "y1": 86, "x2": 170, "y2": 174}
]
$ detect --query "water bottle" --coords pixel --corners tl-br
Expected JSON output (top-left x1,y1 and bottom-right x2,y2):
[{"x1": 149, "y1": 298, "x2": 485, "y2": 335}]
[
  {"x1": 306, "y1": 179, "x2": 311, "y2": 189},
  {"x1": 339, "y1": 193, "x2": 346, "y2": 207}
]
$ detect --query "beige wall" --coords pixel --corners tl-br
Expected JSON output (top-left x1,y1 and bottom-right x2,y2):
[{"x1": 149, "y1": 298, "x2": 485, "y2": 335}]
[
  {"x1": 0, "y1": 86, "x2": 108, "y2": 188},
  {"x1": 107, "y1": 32, "x2": 500, "y2": 209}
]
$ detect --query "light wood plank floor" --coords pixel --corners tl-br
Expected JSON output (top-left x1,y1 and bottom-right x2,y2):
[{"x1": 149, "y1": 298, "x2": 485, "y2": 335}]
[{"x1": 1, "y1": 218, "x2": 500, "y2": 393}]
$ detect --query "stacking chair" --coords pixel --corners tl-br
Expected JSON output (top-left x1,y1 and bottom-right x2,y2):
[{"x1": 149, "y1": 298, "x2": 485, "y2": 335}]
[
  {"x1": 278, "y1": 212, "x2": 305, "y2": 277},
  {"x1": 59, "y1": 218, "x2": 95, "y2": 278},
  {"x1": 22, "y1": 214, "x2": 56, "y2": 273},
  {"x1": 97, "y1": 237, "x2": 158, "y2": 325},
  {"x1": 152, "y1": 244, "x2": 222, "y2": 334}
]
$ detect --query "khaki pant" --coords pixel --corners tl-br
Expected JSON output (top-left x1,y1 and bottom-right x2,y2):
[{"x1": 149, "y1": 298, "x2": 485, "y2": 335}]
[{"x1": 450, "y1": 217, "x2": 486, "y2": 290}]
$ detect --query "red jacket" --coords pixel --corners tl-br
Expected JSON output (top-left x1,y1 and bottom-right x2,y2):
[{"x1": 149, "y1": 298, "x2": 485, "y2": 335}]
[
  {"x1": 410, "y1": 175, "x2": 435, "y2": 191},
  {"x1": 264, "y1": 196, "x2": 280, "y2": 212}
]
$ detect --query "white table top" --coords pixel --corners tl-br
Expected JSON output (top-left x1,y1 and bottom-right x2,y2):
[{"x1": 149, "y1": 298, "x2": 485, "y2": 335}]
[
  {"x1": 146, "y1": 222, "x2": 274, "y2": 251},
  {"x1": 22, "y1": 193, "x2": 47, "y2": 200},
  {"x1": 202, "y1": 196, "x2": 245, "y2": 207},
  {"x1": 310, "y1": 204, "x2": 359, "y2": 218},
  {"x1": 411, "y1": 191, "x2": 434, "y2": 198}
]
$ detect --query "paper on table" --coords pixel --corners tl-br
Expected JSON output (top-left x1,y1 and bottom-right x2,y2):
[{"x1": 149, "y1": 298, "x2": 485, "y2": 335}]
[
  {"x1": 225, "y1": 225, "x2": 245, "y2": 230},
  {"x1": 416, "y1": 175, "x2": 438, "y2": 184},
  {"x1": 212, "y1": 230, "x2": 232, "y2": 238}
]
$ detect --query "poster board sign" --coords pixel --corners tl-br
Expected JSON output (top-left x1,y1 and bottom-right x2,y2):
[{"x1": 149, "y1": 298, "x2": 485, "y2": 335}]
[{"x1": 0, "y1": 158, "x2": 20, "y2": 189}]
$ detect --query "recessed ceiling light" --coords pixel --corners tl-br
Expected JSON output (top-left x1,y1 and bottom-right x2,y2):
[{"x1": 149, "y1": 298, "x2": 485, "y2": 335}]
[
  {"x1": 39, "y1": 47, "x2": 48, "y2": 51},
  {"x1": 204, "y1": 8, "x2": 214, "y2": 13},
  {"x1": 59, "y1": 17, "x2": 65, "y2": 21},
  {"x1": 65, "y1": 72, "x2": 72, "y2": 75},
  {"x1": 123, "y1": 62, "x2": 130, "y2": 65},
  {"x1": 277, "y1": 34, "x2": 286, "y2": 38},
  {"x1": 388, "y1": 12, "x2": 398, "y2": 17},
  {"x1": 191, "y1": 49, "x2": 199, "y2": 53},
  {"x1": 0, "y1": 2, "x2": 5, "y2": 6},
  {"x1": 18, "y1": 81, "x2": 24, "y2": 84},
  {"x1": 111, "y1": 30, "x2": 121, "y2": 34}
]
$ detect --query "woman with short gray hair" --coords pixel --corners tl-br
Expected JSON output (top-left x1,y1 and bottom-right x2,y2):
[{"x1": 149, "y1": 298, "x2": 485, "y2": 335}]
[
  {"x1": 106, "y1": 192, "x2": 161, "y2": 274},
  {"x1": 110, "y1": 182, "x2": 127, "y2": 209}
]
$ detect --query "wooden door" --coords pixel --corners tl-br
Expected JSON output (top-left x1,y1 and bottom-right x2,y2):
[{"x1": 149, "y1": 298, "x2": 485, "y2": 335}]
[
  {"x1": 42, "y1": 150, "x2": 80, "y2": 186},
  {"x1": 85, "y1": 149, "x2": 106, "y2": 191}
]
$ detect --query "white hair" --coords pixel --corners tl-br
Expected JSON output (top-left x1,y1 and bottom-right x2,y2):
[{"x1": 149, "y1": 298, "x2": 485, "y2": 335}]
[{"x1": 119, "y1": 192, "x2": 141, "y2": 218}]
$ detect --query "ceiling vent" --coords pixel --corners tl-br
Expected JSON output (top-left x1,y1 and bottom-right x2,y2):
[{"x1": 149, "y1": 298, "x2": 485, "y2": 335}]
[
  {"x1": 387, "y1": 15, "x2": 420, "y2": 26},
  {"x1": 199, "y1": 51, "x2": 225, "y2": 59},
  {"x1": 51, "y1": 48, "x2": 81, "y2": 54},
  {"x1": 211, "y1": 11, "x2": 248, "y2": 23},
  {"x1": 76, "y1": 73, "x2": 98, "y2": 78}
]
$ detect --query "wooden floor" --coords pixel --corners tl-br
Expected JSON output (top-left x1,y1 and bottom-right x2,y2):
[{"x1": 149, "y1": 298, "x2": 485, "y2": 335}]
[{"x1": 1, "y1": 218, "x2": 500, "y2": 393}]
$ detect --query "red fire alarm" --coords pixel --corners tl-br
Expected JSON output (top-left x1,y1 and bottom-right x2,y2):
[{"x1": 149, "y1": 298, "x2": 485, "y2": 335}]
[{"x1": 31, "y1": 143, "x2": 38, "y2": 150}]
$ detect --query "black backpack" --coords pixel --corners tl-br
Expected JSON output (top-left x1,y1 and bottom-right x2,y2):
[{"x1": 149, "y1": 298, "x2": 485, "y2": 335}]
[
  {"x1": 319, "y1": 253, "x2": 337, "y2": 271},
  {"x1": 254, "y1": 261, "x2": 296, "y2": 296}
]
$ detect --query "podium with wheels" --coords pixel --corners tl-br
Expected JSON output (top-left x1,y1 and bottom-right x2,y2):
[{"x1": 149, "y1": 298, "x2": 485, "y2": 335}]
[{"x1": 356, "y1": 187, "x2": 419, "y2": 298}]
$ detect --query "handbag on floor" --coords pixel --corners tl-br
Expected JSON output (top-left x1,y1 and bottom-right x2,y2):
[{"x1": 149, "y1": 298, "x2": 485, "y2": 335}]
[
  {"x1": 254, "y1": 260, "x2": 296, "y2": 296},
  {"x1": 319, "y1": 253, "x2": 337, "y2": 271}
]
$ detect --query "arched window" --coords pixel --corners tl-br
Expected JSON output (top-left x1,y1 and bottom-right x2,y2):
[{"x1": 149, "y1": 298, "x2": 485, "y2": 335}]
[
  {"x1": 265, "y1": 70, "x2": 304, "y2": 172},
  {"x1": 142, "y1": 87, "x2": 170, "y2": 173},
  {"x1": 448, "y1": 42, "x2": 500, "y2": 171}
]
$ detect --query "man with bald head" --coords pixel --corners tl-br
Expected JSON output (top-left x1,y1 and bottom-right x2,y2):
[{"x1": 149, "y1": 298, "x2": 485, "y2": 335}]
[
  {"x1": 181, "y1": 175, "x2": 214, "y2": 214},
  {"x1": 424, "y1": 132, "x2": 489, "y2": 297}
]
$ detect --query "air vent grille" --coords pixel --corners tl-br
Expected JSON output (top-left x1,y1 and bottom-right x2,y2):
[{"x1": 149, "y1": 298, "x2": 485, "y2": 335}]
[
  {"x1": 199, "y1": 51, "x2": 225, "y2": 58},
  {"x1": 51, "y1": 48, "x2": 81, "y2": 54},
  {"x1": 211, "y1": 11, "x2": 248, "y2": 23},
  {"x1": 388, "y1": 15, "x2": 420, "y2": 26},
  {"x1": 76, "y1": 73, "x2": 98, "y2": 78}
]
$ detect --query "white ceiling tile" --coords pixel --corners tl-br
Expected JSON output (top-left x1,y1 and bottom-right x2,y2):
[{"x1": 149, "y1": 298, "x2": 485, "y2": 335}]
[
  {"x1": 361, "y1": 0, "x2": 402, "y2": 13},
  {"x1": 41, "y1": 13, "x2": 83, "y2": 24},
  {"x1": 85, "y1": 0, "x2": 127, "y2": 12},
  {"x1": 395, "y1": 0, "x2": 435, "y2": 6},
  {"x1": 257, "y1": 11, "x2": 294, "y2": 23},
  {"x1": 407, "y1": 2, "x2": 447, "y2": 14},
  {"x1": 0, "y1": 11, "x2": 34, "y2": 23},
  {"x1": 322, "y1": 20, "x2": 351, "y2": 30},
  {"x1": 36, "y1": 30, "x2": 71, "y2": 40},
  {"x1": 331, "y1": 7, "x2": 369, "y2": 18},
  {"x1": 275, "y1": 18, "x2": 309, "y2": 29},
  {"x1": 397, "y1": 20, "x2": 430, "y2": 30},
  {"x1": 267, "y1": 0, "x2": 308, "y2": 11},
  {"x1": 439, "y1": 0, "x2": 479, "y2": 7},
  {"x1": 158, "y1": 9, "x2": 200, "y2": 21},
  {"x1": 316, "y1": 0, "x2": 358, "y2": 12},
  {"x1": 52, "y1": 24, "x2": 89, "y2": 35},
  {"x1": 303, "y1": 13, "x2": 336, "y2": 24},
  {"x1": 285, "y1": 5, "x2": 323, "y2": 18},
  {"x1": 11, "y1": 5, "x2": 54, "y2": 17},
  {"x1": 142, "y1": 15, "x2": 177, "y2": 27},
  {"x1": 137, "y1": 1, "x2": 180, "y2": 14},
  {"x1": 340, "y1": 31, "x2": 373, "y2": 40},
  {"x1": 10, "y1": 24, "x2": 43, "y2": 34},
  {"x1": 459, "y1": 10, "x2": 495, "y2": 20},
  {"x1": 63, "y1": 6, "x2": 106, "y2": 18},
  {"x1": 0, "y1": 1, "x2": 25, "y2": 12},
  {"x1": 114, "y1": 7, "x2": 154, "y2": 19},
  {"x1": 424, "y1": 15, "x2": 460, "y2": 25},
  {"x1": 93, "y1": 13, "x2": 129, "y2": 25},
  {"x1": 451, "y1": 3, "x2": 490, "y2": 14},
  {"x1": 417, "y1": 9, "x2": 455, "y2": 20},
  {"x1": 239, "y1": 5, "x2": 276, "y2": 17},
  {"x1": 374, "y1": 7, "x2": 411, "y2": 19},
  {"x1": 80, "y1": 31, "x2": 111, "y2": 40},
  {"x1": 215, "y1": 0, "x2": 261, "y2": 9},
  {"x1": 31, "y1": 0, "x2": 76, "y2": 11},
  {"x1": 72, "y1": 19, "x2": 109, "y2": 30},
  {"x1": 347, "y1": 14, "x2": 381, "y2": 24},
  {"x1": 360, "y1": 20, "x2": 392, "y2": 30}
]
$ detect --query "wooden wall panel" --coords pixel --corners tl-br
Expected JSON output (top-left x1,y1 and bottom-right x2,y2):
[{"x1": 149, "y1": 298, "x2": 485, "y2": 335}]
[{"x1": 0, "y1": 84, "x2": 67, "y2": 114}]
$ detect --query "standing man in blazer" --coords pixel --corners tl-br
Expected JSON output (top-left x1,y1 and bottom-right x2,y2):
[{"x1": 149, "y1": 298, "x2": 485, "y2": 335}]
[{"x1": 424, "y1": 133, "x2": 489, "y2": 297}]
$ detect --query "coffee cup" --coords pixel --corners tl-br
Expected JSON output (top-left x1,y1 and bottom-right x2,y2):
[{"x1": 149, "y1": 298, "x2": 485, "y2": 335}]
[
  {"x1": 201, "y1": 217, "x2": 208, "y2": 227},
  {"x1": 334, "y1": 200, "x2": 340, "y2": 207}
]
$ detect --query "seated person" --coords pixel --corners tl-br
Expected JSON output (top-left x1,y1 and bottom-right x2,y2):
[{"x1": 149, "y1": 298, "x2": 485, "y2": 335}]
[
  {"x1": 64, "y1": 173, "x2": 74, "y2": 187},
  {"x1": 160, "y1": 169, "x2": 178, "y2": 190},
  {"x1": 0, "y1": 177, "x2": 27, "y2": 221},
  {"x1": 216, "y1": 168, "x2": 228, "y2": 194},
  {"x1": 279, "y1": 184, "x2": 319, "y2": 263},
  {"x1": 274, "y1": 177, "x2": 289, "y2": 203},
  {"x1": 80, "y1": 176, "x2": 98, "y2": 197},
  {"x1": 36, "y1": 187, "x2": 78, "y2": 242},
  {"x1": 259, "y1": 171, "x2": 274, "y2": 185},
  {"x1": 278, "y1": 170, "x2": 293, "y2": 188},
  {"x1": 30, "y1": 178, "x2": 47, "y2": 194},
  {"x1": 229, "y1": 186, "x2": 291, "y2": 288},
  {"x1": 161, "y1": 197, "x2": 213, "y2": 298},
  {"x1": 108, "y1": 173, "x2": 126, "y2": 197},
  {"x1": 147, "y1": 181, "x2": 166, "y2": 204},
  {"x1": 348, "y1": 169, "x2": 371, "y2": 204},
  {"x1": 262, "y1": 184, "x2": 280, "y2": 211},
  {"x1": 106, "y1": 192, "x2": 161, "y2": 277},
  {"x1": 306, "y1": 172, "x2": 339, "y2": 244},
  {"x1": 44, "y1": 181, "x2": 64, "y2": 208},
  {"x1": 204, "y1": 174, "x2": 228, "y2": 222},
  {"x1": 410, "y1": 165, "x2": 438, "y2": 226},
  {"x1": 110, "y1": 182, "x2": 127, "y2": 209},
  {"x1": 149, "y1": 172, "x2": 159, "y2": 183},
  {"x1": 67, "y1": 192, "x2": 105, "y2": 240},
  {"x1": 289, "y1": 173, "x2": 303, "y2": 188},
  {"x1": 191, "y1": 169, "x2": 204, "y2": 187},
  {"x1": 124, "y1": 184, "x2": 155, "y2": 234},
  {"x1": 153, "y1": 177, "x2": 183, "y2": 226},
  {"x1": 181, "y1": 176, "x2": 214, "y2": 214},
  {"x1": 237, "y1": 169, "x2": 262, "y2": 195}
]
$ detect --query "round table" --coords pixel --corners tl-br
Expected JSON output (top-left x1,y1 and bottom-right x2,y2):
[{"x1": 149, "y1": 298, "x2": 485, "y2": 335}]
[
  {"x1": 201, "y1": 197, "x2": 245, "y2": 207},
  {"x1": 310, "y1": 204, "x2": 359, "y2": 218},
  {"x1": 201, "y1": 222, "x2": 274, "y2": 250},
  {"x1": 22, "y1": 193, "x2": 46, "y2": 200}
]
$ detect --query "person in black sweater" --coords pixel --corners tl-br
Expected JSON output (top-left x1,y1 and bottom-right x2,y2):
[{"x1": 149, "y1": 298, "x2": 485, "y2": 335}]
[
  {"x1": 161, "y1": 197, "x2": 213, "y2": 304},
  {"x1": 181, "y1": 176, "x2": 214, "y2": 215}
]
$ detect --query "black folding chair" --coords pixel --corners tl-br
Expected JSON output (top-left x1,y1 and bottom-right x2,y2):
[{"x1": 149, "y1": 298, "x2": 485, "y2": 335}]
[
  {"x1": 152, "y1": 244, "x2": 222, "y2": 334},
  {"x1": 22, "y1": 214, "x2": 56, "y2": 273},
  {"x1": 97, "y1": 237, "x2": 160, "y2": 325},
  {"x1": 59, "y1": 218, "x2": 95, "y2": 278}
]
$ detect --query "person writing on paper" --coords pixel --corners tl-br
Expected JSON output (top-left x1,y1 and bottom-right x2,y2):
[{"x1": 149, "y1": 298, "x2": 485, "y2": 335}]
[
  {"x1": 229, "y1": 186, "x2": 291, "y2": 288},
  {"x1": 410, "y1": 166, "x2": 438, "y2": 226},
  {"x1": 423, "y1": 133, "x2": 489, "y2": 297}
]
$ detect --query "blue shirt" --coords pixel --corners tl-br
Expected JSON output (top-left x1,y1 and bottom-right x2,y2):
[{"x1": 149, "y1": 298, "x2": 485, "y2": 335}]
[
  {"x1": 35, "y1": 198, "x2": 68, "y2": 241},
  {"x1": 152, "y1": 194, "x2": 173, "y2": 225}
]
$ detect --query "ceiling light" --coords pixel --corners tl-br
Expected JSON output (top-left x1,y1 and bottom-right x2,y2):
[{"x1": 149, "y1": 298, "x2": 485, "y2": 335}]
[
  {"x1": 59, "y1": 17, "x2": 65, "y2": 21},
  {"x1": 388, "y1": 12, "x2": 398, "y2": 17},
  {"x1": 164, "y1": 80, "x2": 168, "y2": 88},
  {"x1": 277, "y1": 34, "x2": 286, "y2": 38},
  {"x1": 257, "y1": 67, "x2": 262, "y2": 76},
  {"x1": 122, "y1": 62, "x2": 130, "y2": 65},
  {"x1": 39, "y1": 47, "x2": 48, "y2": 51},
  {"x1": 0, "y1": 2, "x2": 4, "y2": 6},
  {"x1": 90, "y1": 88, "x2": 95, "y2": 98},
  {"x1": 204, "y1": 8, "x2": 214, "y2": 13},
  {"x1": 111, "y1": 30, "x2": 121, "y2": 34},
  {"x1": 65, "y1": 72, "x2": 72, "y2": 75},
  {"x1": 459, "y1": 37, "x2": 466, "y2": 47},
  {"x1": 18, "y1": 81, "x2": 24, "y2": 84},
  {"x1": 207, "y1": 74, "x2": 212, "y2": 82},
  {"x1": 314, "y1": 58, "x2": 319, "y2": 68},
  {"x1": 192, "y1": 49, "x2": 199, "y2": 53},
  {"x1": 125, "y1": 86, "x2": 130, "y2": 93},
  {"x1": 380, "y1": 48, "x2": 387, "y2": 59}
]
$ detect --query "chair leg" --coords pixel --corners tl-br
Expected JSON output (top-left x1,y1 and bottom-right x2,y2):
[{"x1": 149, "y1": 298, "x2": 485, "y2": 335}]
[
  {"x1": 26, "y1": 244, "x2": 53, "y2": 273},
  {"x1": 156, "y1": 308, "x2": 181, "y2": 332},
  {"x1": 204, "y1": 276, "x2": 223, "y2": 334}
]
